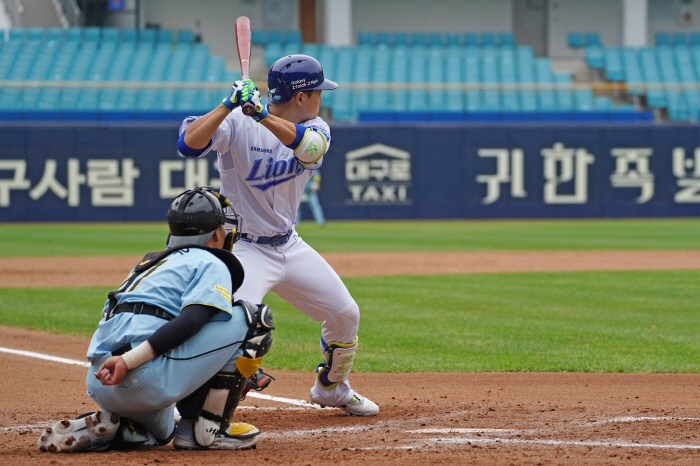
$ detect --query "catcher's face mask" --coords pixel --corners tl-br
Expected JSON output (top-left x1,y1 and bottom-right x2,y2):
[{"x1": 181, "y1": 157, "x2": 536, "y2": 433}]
[{"x1": 202, "y1": 186, "x2": 241, "y2": 252}]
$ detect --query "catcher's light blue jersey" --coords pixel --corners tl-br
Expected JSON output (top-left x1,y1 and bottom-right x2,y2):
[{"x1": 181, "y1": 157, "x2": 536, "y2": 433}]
[{"x1": 86, "y1": 248, "x2": 235, "y2": 360}]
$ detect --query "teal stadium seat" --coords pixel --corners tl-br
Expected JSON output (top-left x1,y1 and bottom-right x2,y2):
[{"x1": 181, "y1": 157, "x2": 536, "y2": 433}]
[
  {"x1": 59, "y1": 88, "x2": 81, "y2": 109},
  {"x1": 88, "y1": 42, "x2": 116, "y2": 80},
  {"x1": 567, "y1": 32, "x2": 584, "y2": 48},
  {"x1": 498, "y1": 32, "x2": 514, "y2": 46},
  {"x1": 0, "y1": 88, "x2": 22, "y2": 109},
  {"x1": 264, "y1": 42, "x2": 282, "y2": 66},
  {"x1": 204, "y1": 56, "x2": 225, "y2": 82},
  {"x1": 45, "y1": 27, "x2": 63, "y2": 43},
  {"x1": 8, "y1": 28, "x2": 25, "y2": 43},
  {"x1": 177, "y1": 29, "x2": 193, "y2": 43},
  {"x1": 157, "y1": 29, "x2": 174, "y2": 43},
  {"x1": 462, "y1": 33, "x2": 478, "y2": 46},
  {"x1": 139, "y1": 28, "x2": 157, "y2": 43},
  {"x1": 145, "y1": 43, "x2": 172, "y2": 81},
  {"x1": 691, "y1": 33, "x2": 700, "y2": 46},
  {"x1": 604, "y1": 47, "x2": 624, "y2": 81},
  {"x1": 0, "y1": 42, "x2": 21, "y2": 79},
  {"x1": 251, "y1": 30, "x2": 266, "y2": 45},
  {"x1": 64, "y1": 27, "x2": 82, "y2": 42},
  {"x1": 99, "y1": 88, "x2": 121, "y2": 110},
  {"x1": 480, "y1": 32, "x2": 495, "y2": 46},
  {"x1": 25, "y1": 27, "x2": 44, "y2": 42},
  {"x1": 102, "y1": 27, "x2": 120, "y2": 42},
  {"x1": 623, "y1": 48, "x2": 644, "y2": 95},
  {"x1": 83, "y1": 27, "x2": 101, "y2": 42},
  {"x1": 555, "y1": 72, "x2": 574, "y2": 110},
  {"x1": 47, "y1": 42, "x2": 78, "y2": 80},
  {"x1": 392, "y1": 32, "x2": 408, "y2": 46},
  {"x1": 445, "y1": 32, "x2": 459, "y2": 46},
  {"x1": 410, "y1": 32, "x2": 427, "y2": 46},
  {"x1": 574, "y1": 88, "x2": 594, "y2": 111},
  {"x1": 655, "y1": 32, "x2": 670, "y2": 46},
  {"x1": 283, "y1": 30, "x2": 301, "y2": 44},
  {"x1": 266, "y1": 30, "x2": 282, "y2": 44},
  {"x1": 357, "y1": 31, "x2": 372, "y2": 45},
  {"x1": 427, "y1": 33, "x2": 443, "y2": 47},
  {"x1": 584, "y1": 32, "x2": 601, "y2": 46},
  {"x1": 374, "y1": 31, "x2": 391, "y2": 46},
  {"x1": 586, "y1": 44, "x2": 604, "y2": 69},
  {"x1": 28, "y1": 41, "x2": 59, "y2": 80},
  {"x1": 671, "y1": 32, "x2": 687, "y2": 46},
  {"x1": 120, "y1": 28, "x2": 137, "y2": 42}
]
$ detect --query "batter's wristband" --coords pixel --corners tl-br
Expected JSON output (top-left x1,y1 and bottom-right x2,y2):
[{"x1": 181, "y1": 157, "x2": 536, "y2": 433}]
[{"x1": 121, "y1": 341, "x2": 155, "y2": 370}]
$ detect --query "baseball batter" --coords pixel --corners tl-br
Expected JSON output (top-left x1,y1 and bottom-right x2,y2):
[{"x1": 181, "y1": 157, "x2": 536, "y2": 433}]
[
  {"x1": 38, "y1": 187, "x2": 275, "y2": 452},
  {"x1": 177, "y1": 54, "x2": 378, "y2": 416}
]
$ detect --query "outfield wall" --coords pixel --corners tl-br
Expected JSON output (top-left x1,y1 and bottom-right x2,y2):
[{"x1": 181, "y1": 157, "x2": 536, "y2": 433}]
[{"x1": 0, "y1": 122, "x2": 698, "y2": 222}]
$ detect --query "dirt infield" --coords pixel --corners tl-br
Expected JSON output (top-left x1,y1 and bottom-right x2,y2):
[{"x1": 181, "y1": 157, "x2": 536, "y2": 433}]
[
  {"x1": 2, "y1": 250, "x2": 700, "y2": 287},
  {"x1": 2, "y1": 251, "x2": 700, "y2": 464}
]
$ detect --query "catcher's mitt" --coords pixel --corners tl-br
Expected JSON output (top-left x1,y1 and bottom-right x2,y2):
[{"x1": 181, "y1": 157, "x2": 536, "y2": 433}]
[{"x1": 241, "y1": 368, "x2": 275, "y2": 400}]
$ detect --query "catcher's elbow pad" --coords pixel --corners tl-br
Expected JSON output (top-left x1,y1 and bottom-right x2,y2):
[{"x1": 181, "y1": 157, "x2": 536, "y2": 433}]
[
  {"x1": 291, "y1": 126, "x2": 327, "y2": 165},
  {"x1": 316, "y1": 336, "x2": 358, "y2": 389}
]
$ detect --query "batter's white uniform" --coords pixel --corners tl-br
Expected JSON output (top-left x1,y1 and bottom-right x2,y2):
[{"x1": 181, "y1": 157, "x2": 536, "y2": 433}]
[{"x1": 179, "y1": 108, "x2": 358, "y2": 406}]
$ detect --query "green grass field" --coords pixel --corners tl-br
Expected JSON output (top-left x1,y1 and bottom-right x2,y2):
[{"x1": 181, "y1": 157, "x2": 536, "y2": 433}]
[
  {"x1": 0, "y1": 219, "x2": 698, "y2": 373},
  {"x1": 0, "y1": 218, "x2": 699, "y2": 256}
]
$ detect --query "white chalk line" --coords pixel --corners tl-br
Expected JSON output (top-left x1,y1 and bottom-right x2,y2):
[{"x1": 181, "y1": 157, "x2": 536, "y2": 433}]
[
  {"x1": 4, "y1": 346, "x2": 700, "y2": 451},
  {"x1": 0, "y1": 346, "x2": 318, "y2": 408}
]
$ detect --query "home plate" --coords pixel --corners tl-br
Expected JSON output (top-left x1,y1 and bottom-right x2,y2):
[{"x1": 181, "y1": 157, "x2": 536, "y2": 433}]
[{"x1": 406, "y1": 428, "x2": 518, "y2": 434}]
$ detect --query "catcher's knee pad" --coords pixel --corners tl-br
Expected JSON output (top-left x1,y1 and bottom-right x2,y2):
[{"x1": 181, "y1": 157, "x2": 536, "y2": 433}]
[{"x1": 316, "y1": 336, "x2": 358, "y2": 389}]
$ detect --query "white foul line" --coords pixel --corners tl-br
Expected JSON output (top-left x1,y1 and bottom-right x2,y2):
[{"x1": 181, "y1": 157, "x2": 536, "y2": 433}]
[{"x1": 0, "y1": 346, "x2": 317, "y2": 407}]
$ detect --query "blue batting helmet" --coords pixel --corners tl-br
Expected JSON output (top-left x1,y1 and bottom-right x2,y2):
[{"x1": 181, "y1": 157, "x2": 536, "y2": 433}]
[{"x1": 267, "y1": 54, "x2": 338, "y2": 104}]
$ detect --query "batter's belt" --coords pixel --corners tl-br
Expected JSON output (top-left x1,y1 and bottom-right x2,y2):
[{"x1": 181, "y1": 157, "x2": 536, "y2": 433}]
[{"x1": 240, "y1": 229, "x2": 293, "y2": 246}]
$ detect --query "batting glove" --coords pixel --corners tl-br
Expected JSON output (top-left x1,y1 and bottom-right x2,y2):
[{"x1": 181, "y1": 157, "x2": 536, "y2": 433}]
[
  {"x1": 221, "y1": 79, "x2": 255, "y2": 112},
  {"x1": 242, "y1": 89, "x2": 269, "y2": 122}
]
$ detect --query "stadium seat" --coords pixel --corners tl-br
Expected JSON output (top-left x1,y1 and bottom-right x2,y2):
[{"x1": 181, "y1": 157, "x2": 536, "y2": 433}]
[
  {"x1": 461, "y1": 32, "x2": 478, "y2": 46},
  {"x1": 655, "y1": 32, "x2": 670, "y2": 46},
  {"x1": 251, "y1": 30, "x2": 266, "y2": 45},
  {"x1": 283, "y1": 30, "x2": 301, "y2": 44},
  {"x1": 157, "y1": 29, "x2": 174, "y2": 43},
  {"x1": 374, "y1": 31, "x2": 391, "y2": 46},
  {"x1": 691, "y1": 32, "x2": 700, "y2": 46},
  {"x1": 83, "y1": 27, "x2": 101, "y2": 42},
  {"x1": 586, "y1": 44, "x2": 604, "y2": 69},
  {"x1": 480, "y1": 32, "x2": 496, "y2": 46},
  {"x1": 357, "y1": 31, "x2": 372, "y2": 45},
  {"x1": 45, "y1": 27, "x2": 63, "y2": 43},
  {"x1": 574, "y1": 88, "x2": 594, "y2": 111},
  {"x1": 445, "y1": 32, "x2": 460, "y2": 46},
  {"x1": 498, "y1": 32, "x2": 515, "y2": 46},
  {"x1": 139, "y1": 28, "x2": 157, "y2": 43},
  {"x1": 584, "y1": 32, "x2": 601, "y2": 46},
  {"x1": 671, "y1": 32, "x2": 687, "y2": 46},
  {"x1": 120, "y1": 28, "x2": 137, "y2": 42},
  {"x1": 102, "y1": 27, "x2": 120, "y2": 42},
  {"x1": 410, "y1": 32, "x2": 427, "y2": 46},
  {"x1": 604, "y1": 47, "x2": 624, "y2": 81},
  {"x1": 567, "y1": 32, "x2": 584, "y2": 48},
  {"x1": 64, "y1": 27, "x2": 82, "y2": 42},
  {"x1": 25, "y1": 27, "x2": 44, "y2": 42},
  {"x1": 177, "y1": 29, "x2": 193, "y2": 43},
  {"x1": 266, "y1": 30, "x2": 282, "y2": 44},
  {"x1": 8, "y1": 28, "x2": 25, "y2": 43}
]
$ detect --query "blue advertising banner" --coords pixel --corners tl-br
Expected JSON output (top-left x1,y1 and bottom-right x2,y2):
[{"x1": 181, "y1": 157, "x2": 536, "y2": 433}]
[{"x1": 0, "y1": 122, "x2": 698, "y2": 222}]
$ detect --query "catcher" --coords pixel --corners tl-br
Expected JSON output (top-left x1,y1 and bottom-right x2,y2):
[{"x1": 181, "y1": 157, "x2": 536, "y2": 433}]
[{"x1": 38, "y1": 187, "x2": 274, "y2": 452}]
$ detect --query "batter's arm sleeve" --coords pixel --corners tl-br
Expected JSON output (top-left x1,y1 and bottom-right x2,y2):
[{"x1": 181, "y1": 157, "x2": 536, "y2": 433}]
[{"x1": 146, "y1": 304, "x2": 219, "y2": 356}]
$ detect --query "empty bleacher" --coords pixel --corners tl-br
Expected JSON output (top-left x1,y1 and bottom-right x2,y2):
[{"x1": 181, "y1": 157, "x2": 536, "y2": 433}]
[
  {"x1": 585, "y1": 31, "x2": 700, "y2": 121},
  {"x1": 0, "y1": 26, "x2": 234, "y2": 120}
]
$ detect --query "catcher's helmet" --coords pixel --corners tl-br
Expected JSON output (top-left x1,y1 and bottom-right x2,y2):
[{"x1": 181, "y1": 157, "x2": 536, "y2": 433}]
[
  {"x1": 166, "y1": 187, "x2": 241, "y2": 250},
  {"x1": 267, "y1": 54, "x2": 338, "y2": 104}
]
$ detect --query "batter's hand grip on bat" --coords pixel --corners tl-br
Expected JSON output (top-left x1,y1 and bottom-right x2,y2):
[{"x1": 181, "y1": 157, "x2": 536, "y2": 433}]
[{"x1": 242, "y1": 103, "x2": 256, "y2": 116}]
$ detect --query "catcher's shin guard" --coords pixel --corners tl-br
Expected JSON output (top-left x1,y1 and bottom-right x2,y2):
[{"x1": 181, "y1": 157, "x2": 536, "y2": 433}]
[
  {"x1": 176, "y1": 303, "x2": 273, "y2": 448},
  {"x1": 316, "y1": 336, "x2": 358, "y2": 389}
]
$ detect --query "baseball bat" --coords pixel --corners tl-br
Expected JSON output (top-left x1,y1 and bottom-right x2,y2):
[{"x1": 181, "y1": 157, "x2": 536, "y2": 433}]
[{"x1": 235, "y1": 16, "x2": 256, "y2": 116}]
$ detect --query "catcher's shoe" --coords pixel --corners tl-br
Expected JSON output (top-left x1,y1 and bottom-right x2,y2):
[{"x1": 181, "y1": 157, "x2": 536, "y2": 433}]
[
  {"x1": 173, "y1": 422, "x2": 259, "y2": 450},
  {"x1": 38, "y1": 411, "x2": 120, "y2": 453},
  {"x1": 309, "y1": 390, "x2": 379, "y2": 417}
]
